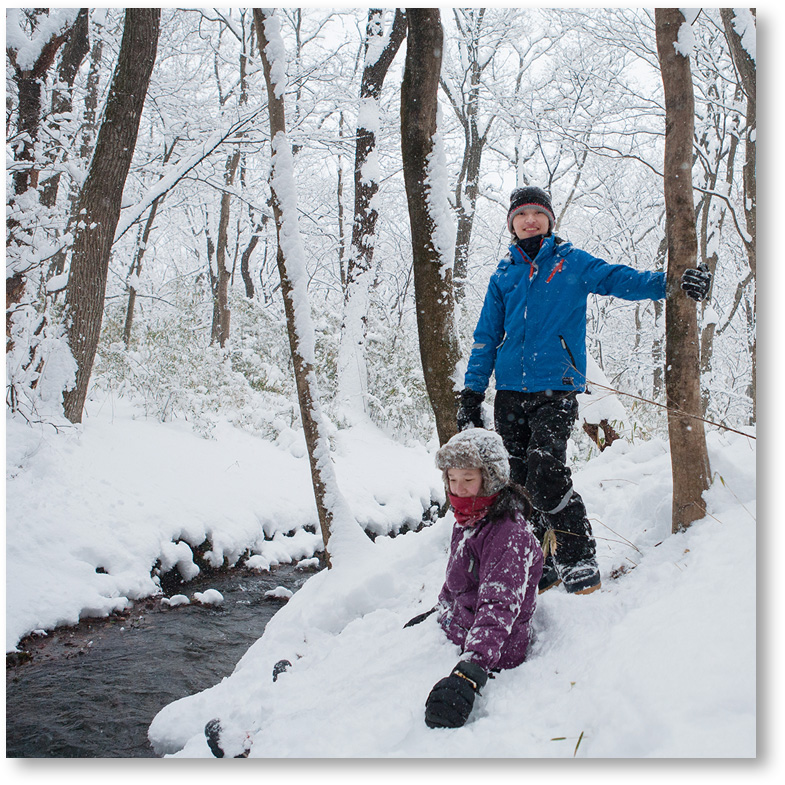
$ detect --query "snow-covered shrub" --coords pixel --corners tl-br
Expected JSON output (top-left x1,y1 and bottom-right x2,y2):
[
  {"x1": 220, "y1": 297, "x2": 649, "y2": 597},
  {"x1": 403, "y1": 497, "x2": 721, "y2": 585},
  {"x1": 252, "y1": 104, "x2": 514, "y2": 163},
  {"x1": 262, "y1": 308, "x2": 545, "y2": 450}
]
[
  {"x1": 363, "y1": 308, "x2": 434, "y2": 444},
  {"x1": 95, "y1": 294, "x2": 300, "y2": 439}
]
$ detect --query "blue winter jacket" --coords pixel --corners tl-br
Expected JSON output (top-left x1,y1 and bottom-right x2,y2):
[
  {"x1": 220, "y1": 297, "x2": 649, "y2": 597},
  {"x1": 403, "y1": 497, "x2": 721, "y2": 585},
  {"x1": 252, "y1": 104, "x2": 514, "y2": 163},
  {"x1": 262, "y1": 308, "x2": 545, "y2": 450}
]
[{"x1": 463, "y1": 235, "x2": 667, "y2": 394}]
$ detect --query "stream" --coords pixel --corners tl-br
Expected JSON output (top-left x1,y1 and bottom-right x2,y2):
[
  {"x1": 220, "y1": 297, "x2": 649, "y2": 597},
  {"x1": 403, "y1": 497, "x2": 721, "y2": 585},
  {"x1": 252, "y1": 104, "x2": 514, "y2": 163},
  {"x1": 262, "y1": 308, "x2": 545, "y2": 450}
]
[{"x1": 6, "y1": 564, "x2": 312, "y2": 758}]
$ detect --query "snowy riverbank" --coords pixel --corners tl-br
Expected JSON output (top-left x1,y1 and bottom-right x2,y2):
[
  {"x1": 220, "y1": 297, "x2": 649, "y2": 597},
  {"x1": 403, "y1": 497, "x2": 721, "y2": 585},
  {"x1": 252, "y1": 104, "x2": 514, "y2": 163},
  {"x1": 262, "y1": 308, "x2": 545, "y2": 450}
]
[
  {"x1": 5, "y1": 396, "x2": 763, "y2": 760},
  {"x1": 5, "y1": 399, "x2": 441, "y2": 653}
]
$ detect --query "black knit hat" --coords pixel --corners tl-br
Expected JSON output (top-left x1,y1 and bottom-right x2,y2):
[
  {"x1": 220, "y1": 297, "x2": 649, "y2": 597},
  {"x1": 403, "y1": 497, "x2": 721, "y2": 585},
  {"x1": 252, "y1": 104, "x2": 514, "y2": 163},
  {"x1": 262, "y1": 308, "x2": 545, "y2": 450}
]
[{"x1": 507, "y1": 187, "x2": 555, "y2": 234}]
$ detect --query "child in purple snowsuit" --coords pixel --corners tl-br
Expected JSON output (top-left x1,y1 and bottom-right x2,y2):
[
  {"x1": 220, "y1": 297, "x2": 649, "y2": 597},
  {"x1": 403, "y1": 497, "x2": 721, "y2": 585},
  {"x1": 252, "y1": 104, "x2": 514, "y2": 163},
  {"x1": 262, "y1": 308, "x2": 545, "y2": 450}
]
[{"x1": 422, "y1": 428, "x2": 543, "y2": 729}]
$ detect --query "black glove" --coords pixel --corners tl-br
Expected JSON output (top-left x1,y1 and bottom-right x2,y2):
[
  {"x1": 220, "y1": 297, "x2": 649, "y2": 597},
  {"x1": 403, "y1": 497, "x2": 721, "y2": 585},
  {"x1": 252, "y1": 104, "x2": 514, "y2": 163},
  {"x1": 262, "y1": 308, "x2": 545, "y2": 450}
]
[
  {"x1": 424, "y1": 660, "x2": 488, "y2": 729},
  {"x1": 680, "y1": 263, "x2": 712, "y2": 301},
  {"x1": 457, "y1": 389, "x2": 485, "y2": 431}
]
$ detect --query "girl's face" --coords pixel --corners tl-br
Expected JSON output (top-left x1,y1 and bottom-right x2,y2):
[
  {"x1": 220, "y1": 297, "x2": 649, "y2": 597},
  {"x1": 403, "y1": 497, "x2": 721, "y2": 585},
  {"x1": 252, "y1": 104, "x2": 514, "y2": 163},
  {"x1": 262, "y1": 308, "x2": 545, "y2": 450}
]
[
  {"x1": 447, "y1": 467, "x2": 484, "y2": 498},
  {"x1": 512, "y1": 208, "x2": 550, "y2": 239}
]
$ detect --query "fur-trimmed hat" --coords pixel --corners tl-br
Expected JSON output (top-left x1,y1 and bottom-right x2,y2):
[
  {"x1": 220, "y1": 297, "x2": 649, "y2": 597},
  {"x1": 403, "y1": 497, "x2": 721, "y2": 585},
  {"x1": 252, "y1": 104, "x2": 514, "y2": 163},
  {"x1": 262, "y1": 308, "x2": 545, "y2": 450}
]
[
  {"x1": 435, "y1": 428, "x2": 510, "y2": 496},
  {"x1": 506, "y1": 186, "x2": 555, "y2": 234}
]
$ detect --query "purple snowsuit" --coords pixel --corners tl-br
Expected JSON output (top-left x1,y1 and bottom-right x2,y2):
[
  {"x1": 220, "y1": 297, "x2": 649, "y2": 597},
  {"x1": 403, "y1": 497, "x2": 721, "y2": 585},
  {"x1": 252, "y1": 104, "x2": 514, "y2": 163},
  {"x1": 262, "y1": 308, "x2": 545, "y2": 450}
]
[{"x1": 437, "y1": 512, "x2": 543, "y2": 672}]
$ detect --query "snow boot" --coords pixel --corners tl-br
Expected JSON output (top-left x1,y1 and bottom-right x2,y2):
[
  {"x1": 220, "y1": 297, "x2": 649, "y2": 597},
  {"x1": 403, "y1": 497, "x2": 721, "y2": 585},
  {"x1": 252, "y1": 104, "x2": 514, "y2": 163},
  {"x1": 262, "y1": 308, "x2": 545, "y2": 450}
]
[
  {"x1": 559, "y1": 558, "x2": 601, "y2": 595},
  {"x1": 538, "y1": 554, "x2": 561, "y2": 594}
]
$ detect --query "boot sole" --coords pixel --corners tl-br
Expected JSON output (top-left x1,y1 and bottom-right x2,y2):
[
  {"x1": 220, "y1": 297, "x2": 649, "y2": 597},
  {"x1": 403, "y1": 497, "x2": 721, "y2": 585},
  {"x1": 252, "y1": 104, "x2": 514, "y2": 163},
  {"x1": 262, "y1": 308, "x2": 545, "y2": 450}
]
[
  {"x1": 538, "y1": 579, "x2": 562, "y2": 595},
  {"x1": 571, "y1": 581, "x2": 601, "y2": 595}
]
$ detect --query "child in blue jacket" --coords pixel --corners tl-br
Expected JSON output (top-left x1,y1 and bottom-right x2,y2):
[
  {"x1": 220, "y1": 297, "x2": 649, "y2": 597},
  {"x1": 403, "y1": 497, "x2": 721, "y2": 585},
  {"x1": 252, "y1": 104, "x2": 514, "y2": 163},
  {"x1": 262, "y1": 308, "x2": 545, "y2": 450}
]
[{"x1": 457, "y1": 186, "x2": 711, "y2": 595}]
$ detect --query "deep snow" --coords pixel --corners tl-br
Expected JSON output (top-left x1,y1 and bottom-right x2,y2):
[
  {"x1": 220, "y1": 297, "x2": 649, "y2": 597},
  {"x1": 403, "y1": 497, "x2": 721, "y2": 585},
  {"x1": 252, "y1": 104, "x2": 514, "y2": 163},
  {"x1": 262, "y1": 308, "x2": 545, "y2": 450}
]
[{"x1": 5, "y1": 393, "x2": 763, "y2": 765}]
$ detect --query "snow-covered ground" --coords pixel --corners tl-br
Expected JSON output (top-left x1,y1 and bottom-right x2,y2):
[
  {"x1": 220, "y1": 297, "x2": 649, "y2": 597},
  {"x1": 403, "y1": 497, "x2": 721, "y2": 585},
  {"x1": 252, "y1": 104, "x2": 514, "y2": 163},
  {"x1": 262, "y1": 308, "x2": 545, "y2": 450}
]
[
  {"x1": 5, "y1": 398, "x2": 440, "y2": 652},
  {"x1": 6, "y1": 395, "x2": 768, "y2": 768}
]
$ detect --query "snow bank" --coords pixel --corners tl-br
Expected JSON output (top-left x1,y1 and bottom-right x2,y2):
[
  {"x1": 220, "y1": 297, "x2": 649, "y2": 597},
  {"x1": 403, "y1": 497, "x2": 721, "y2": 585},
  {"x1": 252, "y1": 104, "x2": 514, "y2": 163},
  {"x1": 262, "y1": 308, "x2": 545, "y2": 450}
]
[
  {"x1": 5, "y1": 391, "x2": 758, "y2": 759},
  {"x1": 148, "y1": 428, "x2": 756, "y2": 758},
  {"x1": 5, "y1": 399, "x2": 442, "y2": 652}
]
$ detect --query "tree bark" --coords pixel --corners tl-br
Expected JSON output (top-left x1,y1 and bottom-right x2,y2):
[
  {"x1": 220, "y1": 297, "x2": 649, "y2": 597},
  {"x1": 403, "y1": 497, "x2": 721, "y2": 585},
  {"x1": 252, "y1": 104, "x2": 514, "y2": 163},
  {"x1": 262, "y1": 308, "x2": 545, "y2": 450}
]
[
  {"x1": 80, "y1": 32, "x2": 104, "y2": 161},
  {"x1": 62, "y1": 8, "x2": 160, "y2": 423},
  {"x1": 39, "y1": 8, "x2": 90, "y2": 209},
  {"x1": 7, "y1": 13, "x2": 73, "y2": 197},
  {"x1": 210, "y1": 31, "x2": 253, "y2": 347},
  {"x1": 447, "y1": 9, "x2": 493, "y2": 301},
  {"x1": 48, "y1": 22, "x2": 105, "y2": 282},
  {"x1": 240, "y1": 229, "x2": 261, "y2": 299},
  {"x1": 336, "y1": 9, "x2": 407, "y2": 422},
  {"x1": 6, "y1": 10, "x2": 79, "y2": 339},
  {"x1": 401, "y1": 8, "x2": 461, "y2": 446},
  {"x1": 212, "y1": 151, "x2": 241, "y2": 348},
  {"x1": 655, "y1": 8, "x2": 711, "y2": 533},
  {"x1": 122, "y1": 139, "x2": 177, "y2": 348},
  {"x1": 720, "y1": 8, "x2": 756, "y2": 423},
  {"x1": 651, "y1": 236, "x2": 667, "y2": 401},
  {"x1": 254, "y1": 9, "x2": 367, "y2": 568},
  {"x1": 347, "y1": 9, "x2": 407, "y2": 288}
]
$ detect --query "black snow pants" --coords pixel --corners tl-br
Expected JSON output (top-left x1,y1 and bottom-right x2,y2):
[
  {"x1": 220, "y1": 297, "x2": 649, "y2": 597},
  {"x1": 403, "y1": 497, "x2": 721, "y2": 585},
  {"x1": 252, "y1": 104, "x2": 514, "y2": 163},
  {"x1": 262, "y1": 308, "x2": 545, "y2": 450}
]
[{"x1": 494, "y1": 390, "x2": 596, "y2": 568}]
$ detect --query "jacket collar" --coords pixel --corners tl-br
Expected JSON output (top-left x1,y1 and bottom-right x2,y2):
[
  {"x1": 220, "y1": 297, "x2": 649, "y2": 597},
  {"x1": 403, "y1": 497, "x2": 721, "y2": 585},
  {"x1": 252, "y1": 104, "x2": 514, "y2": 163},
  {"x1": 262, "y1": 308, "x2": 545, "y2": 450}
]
[
  {"x1": 510, "y1": 234, "x2": 551, "y2": 264},
  {"x1": 508, "y1": 234, "x2": 571, "y2": 265}
]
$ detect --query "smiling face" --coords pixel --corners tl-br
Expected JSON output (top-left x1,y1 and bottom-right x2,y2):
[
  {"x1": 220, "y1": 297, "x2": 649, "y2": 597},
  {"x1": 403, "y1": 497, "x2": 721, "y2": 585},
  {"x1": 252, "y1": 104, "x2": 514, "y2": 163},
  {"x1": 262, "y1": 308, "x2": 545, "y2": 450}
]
[
  {"x1": 512, "y1": 208, "x2": 551, "y2": 239},
  {"x1": 447, "y1": 467, "x2": 484, "y2": 498}
]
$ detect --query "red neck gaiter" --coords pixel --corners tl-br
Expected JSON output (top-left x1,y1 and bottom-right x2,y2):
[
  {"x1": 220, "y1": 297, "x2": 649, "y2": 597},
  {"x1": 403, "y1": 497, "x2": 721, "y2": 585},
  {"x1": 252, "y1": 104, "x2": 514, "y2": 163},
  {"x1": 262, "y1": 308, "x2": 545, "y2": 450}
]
[{"x1": 449, "y1": 493, "x2": 499, "y2": 527}]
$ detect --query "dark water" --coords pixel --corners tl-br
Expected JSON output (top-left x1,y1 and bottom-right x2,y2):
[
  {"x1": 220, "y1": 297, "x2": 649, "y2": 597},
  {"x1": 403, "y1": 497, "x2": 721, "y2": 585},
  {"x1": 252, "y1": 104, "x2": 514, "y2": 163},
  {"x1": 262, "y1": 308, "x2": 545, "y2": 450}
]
[{"x1": 5, "y1": 565, "x2": 311, "y2": 758}]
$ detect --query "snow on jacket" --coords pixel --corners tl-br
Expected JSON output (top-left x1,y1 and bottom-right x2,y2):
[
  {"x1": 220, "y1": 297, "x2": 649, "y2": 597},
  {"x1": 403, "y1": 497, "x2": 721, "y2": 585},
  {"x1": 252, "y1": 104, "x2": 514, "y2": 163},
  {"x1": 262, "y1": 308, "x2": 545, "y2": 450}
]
[
  {"x1": 437, "y1": 511, "x2": 543, "y2": 672},
  {"x1": 464, "y1": 235, "x2": 667, "y2": 395}
]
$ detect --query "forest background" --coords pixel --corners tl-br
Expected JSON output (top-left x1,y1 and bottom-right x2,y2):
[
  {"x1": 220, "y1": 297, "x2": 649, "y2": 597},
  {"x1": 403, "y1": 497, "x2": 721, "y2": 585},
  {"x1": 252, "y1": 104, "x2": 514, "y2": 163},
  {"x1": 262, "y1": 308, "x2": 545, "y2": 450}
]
[{"x1": 6, "y1": 7, "x2": 757, "y2": 450}]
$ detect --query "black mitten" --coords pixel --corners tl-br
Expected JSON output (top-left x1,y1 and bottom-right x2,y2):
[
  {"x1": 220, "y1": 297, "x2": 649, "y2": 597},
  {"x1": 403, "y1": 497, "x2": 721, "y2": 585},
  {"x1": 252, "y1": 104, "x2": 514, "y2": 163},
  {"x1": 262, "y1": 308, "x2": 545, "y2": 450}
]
[
  {"x1": 424, "y1": 660, "x2": 488, "y2": 729},
  {"x1": 457, "y1": 389, "x2": 485, "y2": 431},
  {"x1": 680, "y1": 263, "x2": 712, "y2": 301}
]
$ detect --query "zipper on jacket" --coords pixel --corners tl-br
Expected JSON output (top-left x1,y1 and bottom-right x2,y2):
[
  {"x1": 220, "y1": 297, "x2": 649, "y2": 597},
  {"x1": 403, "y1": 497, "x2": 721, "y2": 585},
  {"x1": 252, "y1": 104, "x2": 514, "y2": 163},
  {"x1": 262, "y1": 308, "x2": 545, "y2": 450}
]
[
  {"x1": 511, "y1": 244, "x2": 538, "y2": 279},
  {"x1": 559, "y1": 334, "x2": 577, "y2": 386}
]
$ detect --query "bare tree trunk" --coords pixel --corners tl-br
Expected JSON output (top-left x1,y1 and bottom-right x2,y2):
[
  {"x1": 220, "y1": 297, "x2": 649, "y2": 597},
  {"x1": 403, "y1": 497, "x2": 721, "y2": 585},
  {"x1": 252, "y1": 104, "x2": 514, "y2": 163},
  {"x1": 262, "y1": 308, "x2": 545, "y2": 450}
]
[
  {"x1": 6, "y1": 11, "x2": 78, "y2": 343},
  {"x1": 80, "y1": 31, "x2": 104, "y2": 160},
  {"x1": 697, "y1": 127, "x2": 731, "y2": 414},
  {"x1": 720, "y1": 9, "x2": 756, "y2": 276},
  {"x1": 240, "y1": 229, "x2": 262, "y2": 299},
  {"x1": 204, "y1": 216, "x2": 222, "y2": 344},
  {"x1": 212, "y1": 152, "x2": 241, "y2": 348},
  {"x1": 48, "y1": 21, "x2": 105, "y2": 282},
  {"x1": 747, "y1": 290, "x2": 756, "y2": 424},
  {"x1": 210, "y1": 32, "x2": 253, "y2": 347},
  {"x1": 62, "y1": 8, "x2": 160, "y2": 423},
  {"x1": 721, "y1": 8, "x2": 756, "y2": 423},
  {"x1": 401, "y1": 8, "x2": 460, "y2": 446},
  {"x1": 336, "y1": 9, "x2": 407, "y2": 422},
  {"x1": 651, "y1": 236, "x2": 667, "y2": 401},
  {"x1": 347, "y1": 9, "x2": 407, "y2": 288},
  {"x1": 655, "y1": 8, "x2": 711, "y2": 533},
  {"x1": 337, "y1": 112, "x2": 348, "y2": 290},
  {"x1": 254, "y1": 9, "x2": 367, "y2": 568},
  {"x1": 122, "y1": 138, "x2": 177, "y2": 348},
  {"x1": 446, "y1": 8, "x2": 493, "y2": 301},
  {"x1": 39, "y1": 9, "x2": 90, "y2": 209},
  {"x1": 7, "y1": 15, "x2": 73, "y2": 198},
  {"x1": 451, "y1": 88, "x2": 485, "y2": 302}
]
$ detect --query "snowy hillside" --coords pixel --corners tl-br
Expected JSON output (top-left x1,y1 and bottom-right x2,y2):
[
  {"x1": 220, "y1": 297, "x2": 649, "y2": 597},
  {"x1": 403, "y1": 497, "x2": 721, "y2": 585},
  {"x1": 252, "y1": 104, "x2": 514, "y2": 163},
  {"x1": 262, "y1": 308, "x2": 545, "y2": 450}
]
[
  {"x1": 144, "y1": 422, "x2": 756, "y2": 759},
  {"x1": 5, "y1": 396, "x2": 758, "y2": 758}
]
